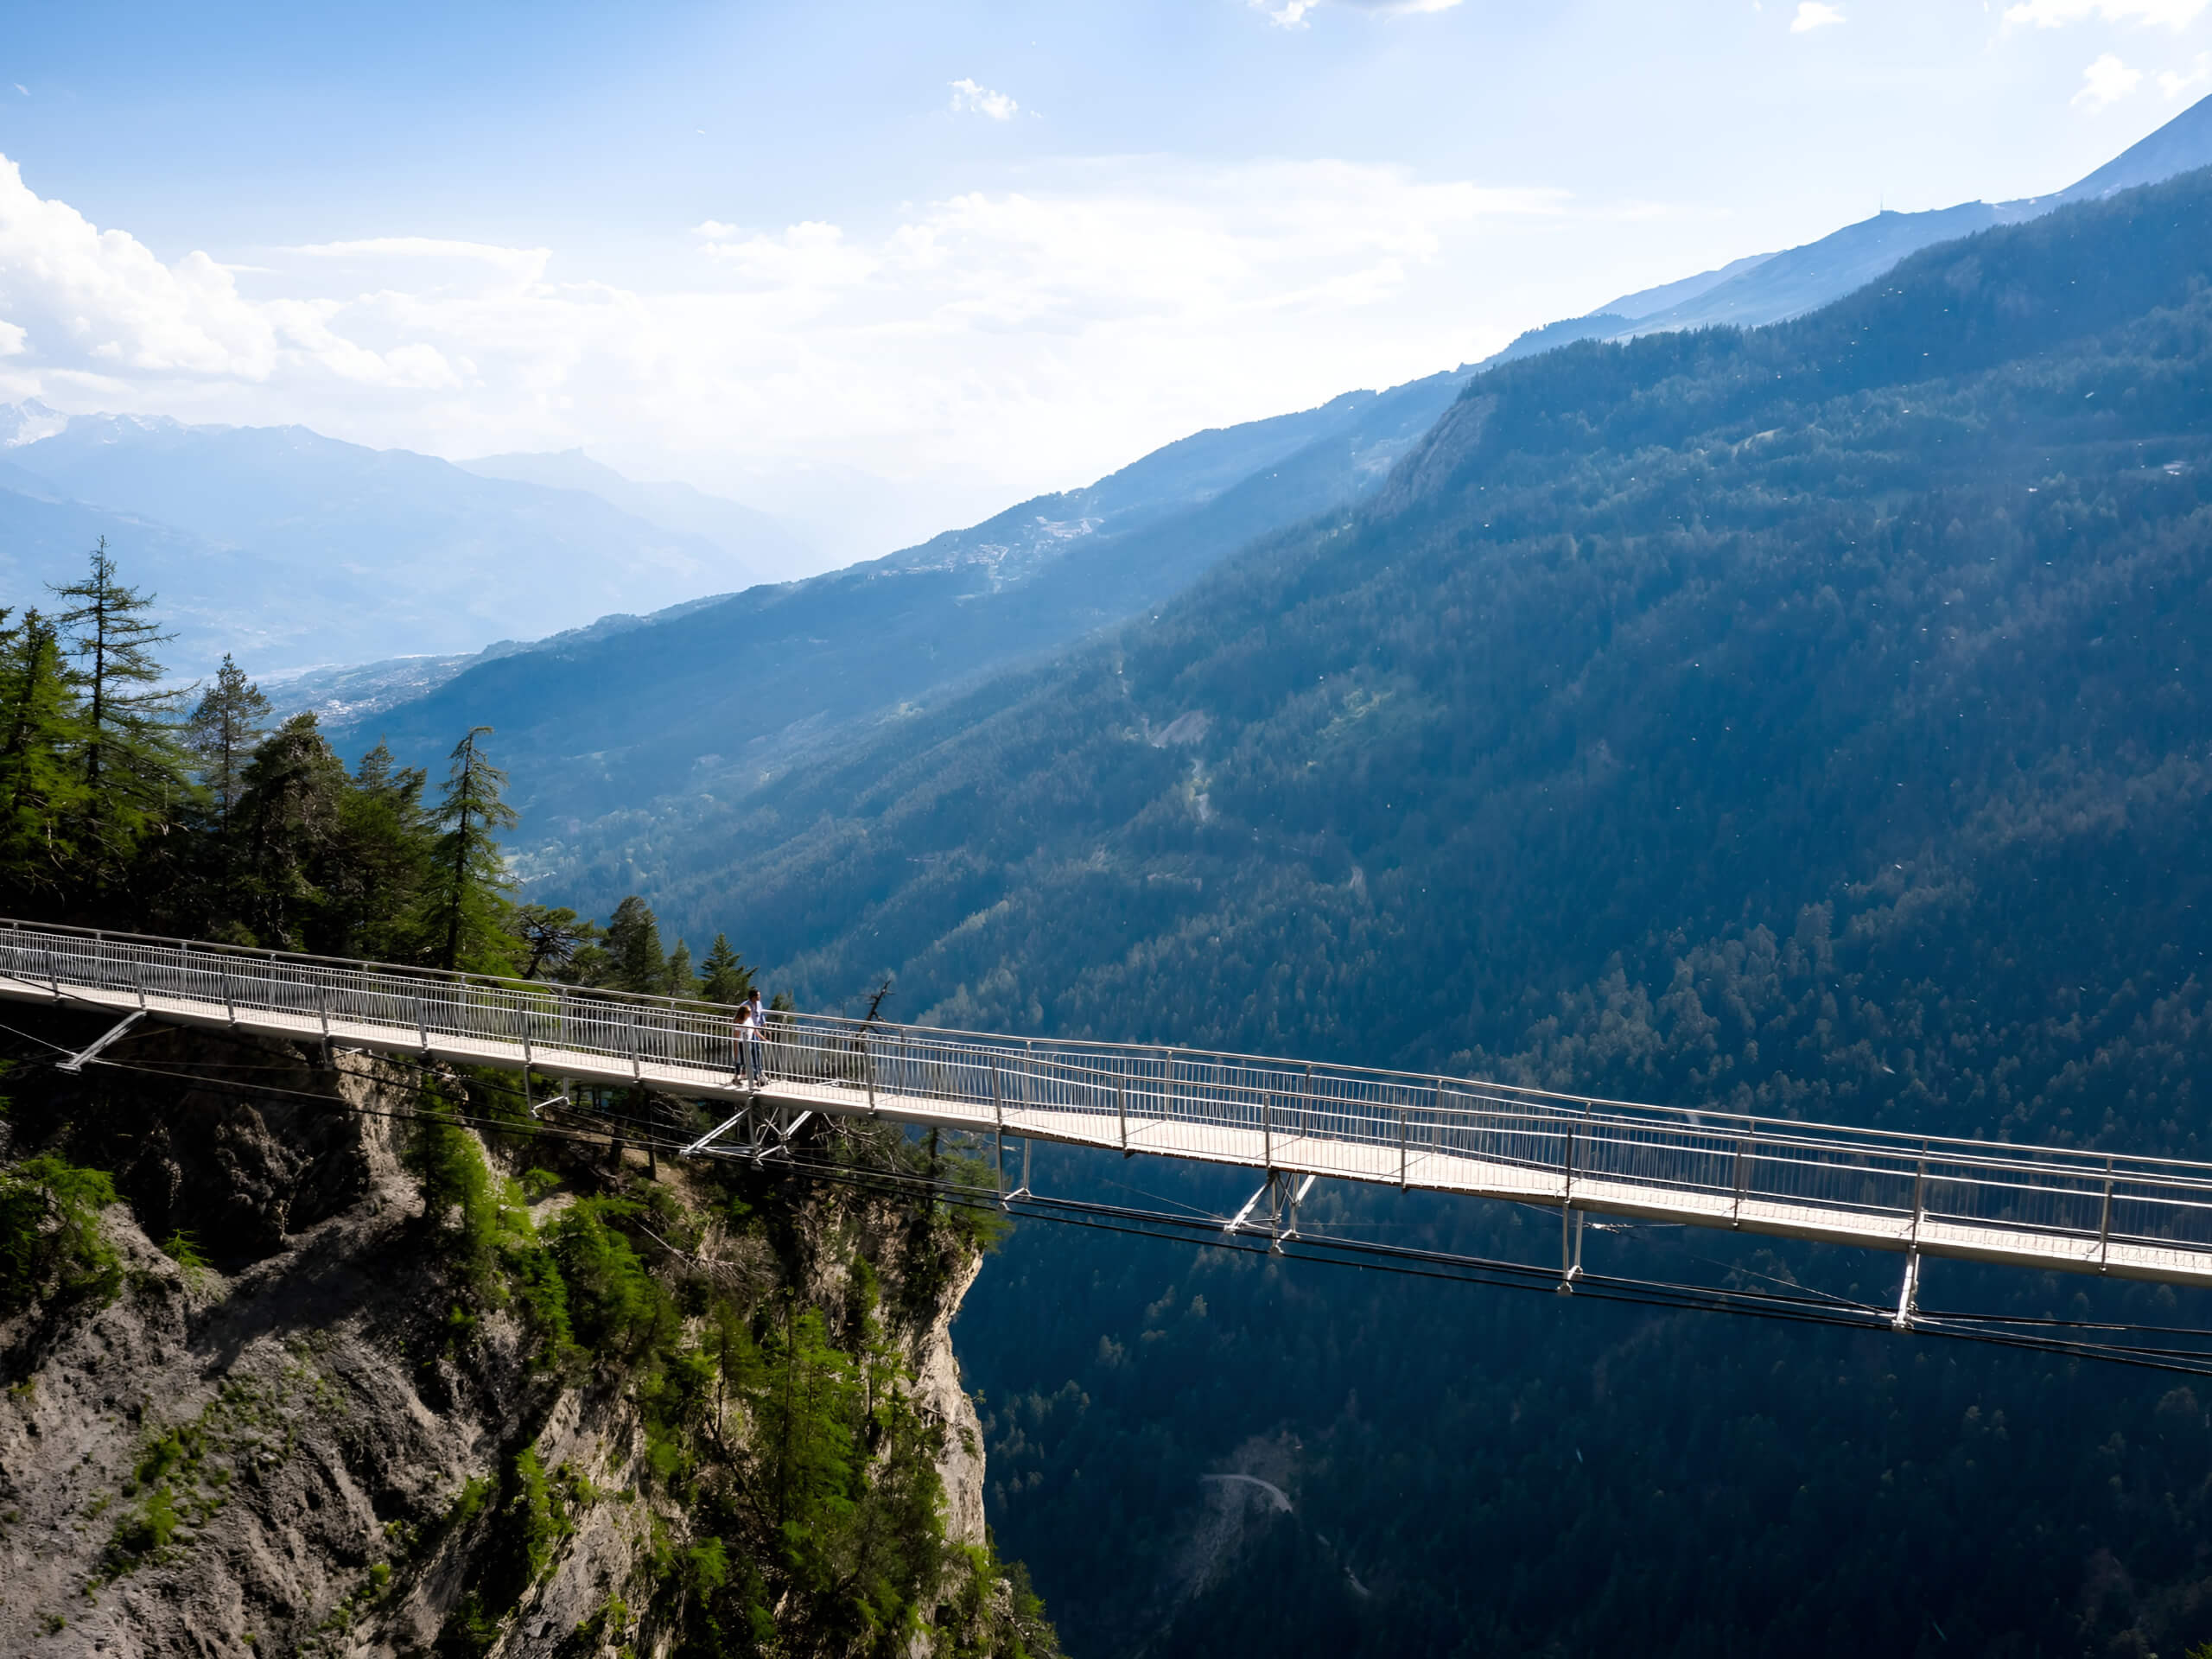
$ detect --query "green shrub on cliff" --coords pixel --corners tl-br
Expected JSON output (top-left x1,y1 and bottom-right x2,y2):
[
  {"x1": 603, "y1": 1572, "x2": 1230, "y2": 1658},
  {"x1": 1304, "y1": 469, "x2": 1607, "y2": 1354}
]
[{"x1": 0, "y1": 1153, "x2": 120, "y2": 1314}]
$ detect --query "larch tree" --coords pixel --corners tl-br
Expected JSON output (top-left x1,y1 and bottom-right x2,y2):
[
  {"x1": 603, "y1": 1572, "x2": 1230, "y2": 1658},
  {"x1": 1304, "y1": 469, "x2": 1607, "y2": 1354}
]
[
  {"x1": 0, "y1": 608, "x2": 86, "y2": 900},
  {"x1": 423, "y1": 725, "x2": 520, "y2": 975},
  {"x1": 186, "y1": 653, "x2": 272, "y2": 825},
  {"x1": 510, "y1": 904, "x2": 601, "y2": 980},
  {"x1": 48, "y1": 540, "x2": 189, "y2": 870}
]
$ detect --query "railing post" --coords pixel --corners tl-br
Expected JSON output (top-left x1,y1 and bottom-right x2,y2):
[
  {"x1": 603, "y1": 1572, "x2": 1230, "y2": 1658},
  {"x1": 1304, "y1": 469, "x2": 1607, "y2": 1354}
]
[
  {"x1": 1892, "y1": 1145, "x2": 1929, "y2": 1332},
  {"x1": 1398, "y1": 1103, "x2": 1408, "y2": 1191},
  {"x1": 135, "y1": 960, "x2": 146, "y2": 1012},
  {"x1": 864, "y1": 1031, "x2": 877, "y2": 1114},
  {"x1": 416, "y1": 992, "x2": 429, "y2": 1055},
  {"x1": 222, "y1": 961, "x2": 236, "y2": 1027},
  {"x1": 2098, "y1": 1156, "x2": 2115, "y2": 1273},
  {"x1": 318, "y1": 980, "x2": 330, "y2": 1041},
  {"x1": 994, "y1": 1056, "x2": 1007, "y2": 1203},
  {"x1": 1732, "y1": 1132, "x2": 1751, "y2": 1228},
  {"x1": 1301, "y1": 1063, "x2": 1313, "y2": 1140},
  {"x1": 1562, "y1": 1118, "x2": 1577, "y2": 1208},
  {"x1": 1116, "y1": 1060, "x2": 1128, "y2": 1156},
  {"x1": 627, "y1": 1008, "x2": 641, "y2": 1083},
  {"x1": 1910, "y1": 1147, "x2": 1927, "y2": 1249},
  {"x1": 1262, "y1": 1086, "x2": 1273, "y2": 1172}
]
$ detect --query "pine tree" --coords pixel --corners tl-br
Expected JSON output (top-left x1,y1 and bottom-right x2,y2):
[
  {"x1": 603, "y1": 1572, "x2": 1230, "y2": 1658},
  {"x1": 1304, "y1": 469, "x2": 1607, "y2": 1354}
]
[
  {"x1": 665, "y1": 938, "x2": 699, "y2": 1000},
  {"x1": 0, "y1": 608, "x2": 87, "y2": 903},
  {"x1": 699, "y1": 932, "x2": 754, "y2": 1005},
  {"x1": 231, "y1": 714, "x2": 350, "y2": 949},
  {"x1": 603, "y1": 896, "x2": 667, "y2": 995},
  {"x1": 186, "y1": 653, "x2": 271, "y2": 825},
  {"x1": 422, "y1": 726, "x2": 520, "y2": 975},
  {"x1": 327, "y1": 740, "x2": 437, "y2": 961},
  {"x1": 48, "y1": 539, "x2": 189, "y2": 870}
]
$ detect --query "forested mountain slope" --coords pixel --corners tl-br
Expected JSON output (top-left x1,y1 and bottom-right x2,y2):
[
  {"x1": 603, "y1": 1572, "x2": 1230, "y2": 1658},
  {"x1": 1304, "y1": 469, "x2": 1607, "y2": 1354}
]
[
  {"x1": 582, "y1": 162, "x2": 2212, "y2": 1106},
  {"x1": 340, "y1": 368, "x2": 1471, "y2": 826},
  {"x1": 368, "y1": 94, "x2": 2212, "y2": 860},
  {"x1": 528, "y1": 167, "x2": 2212, "y2": 1653}
]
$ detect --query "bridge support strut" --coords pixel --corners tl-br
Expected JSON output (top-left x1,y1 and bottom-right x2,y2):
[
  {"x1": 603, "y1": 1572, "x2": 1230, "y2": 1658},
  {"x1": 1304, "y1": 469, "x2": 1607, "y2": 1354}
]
[
  {"x1": 1226, "y1": 1169, "x2": 1316, "y2": 1254},
  {"x1": 56, "y1": 1008, "x2": 145, "y2": 1075},
  {"x1": 1892, "y1": 1249, "x2": 1923, "y2": 1332},
  {"x1": 679, "y1": 1101, "x2": 813, "y2": 1166}
]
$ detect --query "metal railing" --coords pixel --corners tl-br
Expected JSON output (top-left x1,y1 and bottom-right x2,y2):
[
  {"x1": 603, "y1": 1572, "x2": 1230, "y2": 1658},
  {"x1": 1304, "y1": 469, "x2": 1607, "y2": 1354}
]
[{"x1": 3, "y1": 917, "x2": 2210, "y2": 1281}]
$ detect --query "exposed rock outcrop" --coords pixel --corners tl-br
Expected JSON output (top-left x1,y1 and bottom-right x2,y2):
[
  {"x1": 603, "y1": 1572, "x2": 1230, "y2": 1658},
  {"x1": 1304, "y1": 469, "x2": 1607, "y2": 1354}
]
[{"x1": 0, "y1": 1016, "x2": 1041, "y2": 1657}]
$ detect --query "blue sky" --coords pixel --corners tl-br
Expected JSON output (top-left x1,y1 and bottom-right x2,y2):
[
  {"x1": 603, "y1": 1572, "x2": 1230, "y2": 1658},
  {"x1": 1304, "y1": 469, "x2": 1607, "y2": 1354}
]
[{"x1": 3, "y1": 1, "x2": 2209, "y2": 555}]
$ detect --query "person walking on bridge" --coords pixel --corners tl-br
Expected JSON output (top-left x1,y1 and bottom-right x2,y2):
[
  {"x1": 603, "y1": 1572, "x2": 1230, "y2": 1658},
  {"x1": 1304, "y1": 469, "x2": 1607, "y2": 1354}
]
[{"x1": 734, "y1": 988, "x2": 766, "y2": 1087}]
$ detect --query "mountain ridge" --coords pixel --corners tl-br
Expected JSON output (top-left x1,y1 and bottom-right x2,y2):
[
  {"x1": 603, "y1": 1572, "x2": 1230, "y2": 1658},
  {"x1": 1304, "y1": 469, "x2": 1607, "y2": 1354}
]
[{"x1": 0, "y1": 416, "x2": 779, "y2": 672}]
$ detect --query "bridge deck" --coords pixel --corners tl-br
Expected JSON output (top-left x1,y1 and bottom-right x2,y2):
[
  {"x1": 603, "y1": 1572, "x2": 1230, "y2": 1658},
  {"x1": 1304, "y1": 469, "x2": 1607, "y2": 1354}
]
[
  {"x1": 5, "y1": 918, "x2": 2210, "y2": 1292},
  {"x1": 755, "y1": 1072, "x2": 2212, "y2": 1287}
]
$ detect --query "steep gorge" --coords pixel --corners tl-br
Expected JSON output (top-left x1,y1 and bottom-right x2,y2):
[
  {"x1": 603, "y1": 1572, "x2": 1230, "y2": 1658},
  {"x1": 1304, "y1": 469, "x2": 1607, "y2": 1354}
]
[{"x1": 0, "y1": 1011, "x2": 1046, "y2": 1658}]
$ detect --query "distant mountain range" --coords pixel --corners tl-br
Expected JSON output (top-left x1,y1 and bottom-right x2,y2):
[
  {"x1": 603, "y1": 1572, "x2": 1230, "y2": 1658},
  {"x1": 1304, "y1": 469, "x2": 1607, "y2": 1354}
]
[
  {"x1": 0, "y1": 410, "x2": 809, "y2": 674},
  {"x1": 1481, "y1": 91, "x2": 2212, "y2": 366},
  {"x1": 454, "y1": 448, "x2": 815, "y2": 573}
]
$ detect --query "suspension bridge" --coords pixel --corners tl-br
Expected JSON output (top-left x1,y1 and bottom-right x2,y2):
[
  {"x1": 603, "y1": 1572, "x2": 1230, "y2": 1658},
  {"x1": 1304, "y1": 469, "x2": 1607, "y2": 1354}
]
[{"x1": 3, "y1": 917, "x2": 2210, "y2": 1336}]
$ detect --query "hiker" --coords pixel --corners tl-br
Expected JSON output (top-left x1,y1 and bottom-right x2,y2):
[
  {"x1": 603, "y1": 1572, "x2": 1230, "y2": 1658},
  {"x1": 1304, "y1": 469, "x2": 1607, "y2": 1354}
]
[{"x1": 734, "y1": 987, "x2": 766, "y2": 1085}]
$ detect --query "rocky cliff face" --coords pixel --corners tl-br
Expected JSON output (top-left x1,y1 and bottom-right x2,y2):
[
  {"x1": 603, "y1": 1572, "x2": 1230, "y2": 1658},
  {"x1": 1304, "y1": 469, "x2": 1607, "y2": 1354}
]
[{"x1": 0, "y1": 1017, "x2": 1043, "y2": 1658}]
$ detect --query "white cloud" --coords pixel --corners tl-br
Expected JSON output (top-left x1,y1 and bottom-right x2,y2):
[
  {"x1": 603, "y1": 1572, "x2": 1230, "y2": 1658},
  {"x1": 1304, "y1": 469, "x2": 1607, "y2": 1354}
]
[
  {"x1": 2004, "y1": 0, "x2": 2208, "y2": 28},
  {"x1": 1791, "y1": 3, "x2": 1847, "y2": 31},
  {"x1": 0, "y1": 150, "x2": 1585, "y2": 530},
  {"x1": 0, "y1": 157, "x2": 462, "y2": 386},
  {"x1": 2158, "y1": 50, "x2": 2212, "y2": 92},
  {"x1": 694, "y1": 219, "x2": 877, "y2": 292},
  {"x1": 1250, "y1": 0, "x2": 1461, "y2": 28},
  {"x1": 289, "y1": 237, "x2": 553, "y2": 282},
  {"x1": 2074, "y1": 51, "x2": 2145, "y2": 105},
  {"x1": 948, "y1": 78, "x2": 1019, "y2": 120}
]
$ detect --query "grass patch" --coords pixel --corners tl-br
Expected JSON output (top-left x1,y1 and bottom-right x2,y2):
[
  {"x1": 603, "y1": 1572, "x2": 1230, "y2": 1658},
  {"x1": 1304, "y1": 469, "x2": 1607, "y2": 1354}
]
[{"x1": 159, "y1": 1230, "x2": 211, "y2": 1289}]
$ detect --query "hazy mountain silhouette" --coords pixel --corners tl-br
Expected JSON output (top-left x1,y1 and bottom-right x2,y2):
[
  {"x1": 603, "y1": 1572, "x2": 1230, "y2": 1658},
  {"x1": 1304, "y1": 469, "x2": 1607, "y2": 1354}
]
[
  {"x1": 1478, "y1": 92, "x2": 2212, "y2": 362},
  {"x1": 456, "y1": 448, "x2": 815, "y2": 582},
  {"x1": 0, "y1": 415, "x2": 763, "y2": 671}
]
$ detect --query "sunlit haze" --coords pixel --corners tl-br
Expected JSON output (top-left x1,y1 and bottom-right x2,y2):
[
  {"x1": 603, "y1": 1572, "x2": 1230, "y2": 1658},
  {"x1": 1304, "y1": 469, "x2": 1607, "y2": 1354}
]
[{"x1": 3, "y1": 0, "x2": 2209, "y2": 560}]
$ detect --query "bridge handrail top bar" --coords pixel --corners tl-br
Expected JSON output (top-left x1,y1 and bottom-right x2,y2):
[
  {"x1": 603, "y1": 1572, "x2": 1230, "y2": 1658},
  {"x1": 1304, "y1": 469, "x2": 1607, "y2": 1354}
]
[{"x1": 10, "y1": 914, "x2": 2211, "y2": 1187}]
